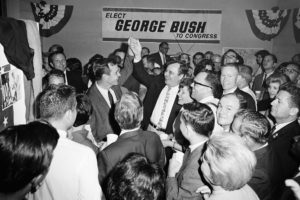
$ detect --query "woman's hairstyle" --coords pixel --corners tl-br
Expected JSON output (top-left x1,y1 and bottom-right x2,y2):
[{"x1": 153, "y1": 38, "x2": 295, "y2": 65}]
[
  {"x1": 0, "y1": 121, "x2": 59, "y2": 194},
  {"x1": 114, "y1": 92, "x2": 143, "y2": 130},
  {"x1": 266, "y1": 72, "x2": 290, "y2": 86},
  {"x1": 179, "y1": 77, "x2": 193, "y2": 94},
  {"x1": 202, "y1": 134, "x2": 256, "y2": 191},
  {"x1": 106, "y1": 153, "x2": 165, "y2": 200}
]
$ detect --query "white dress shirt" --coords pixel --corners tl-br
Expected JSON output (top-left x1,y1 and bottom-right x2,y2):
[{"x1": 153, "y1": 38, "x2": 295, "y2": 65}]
[
  {"x1": 96, "y1": 83, "x2": 117, "y2": 108},
  {"x1": 159, "y1": 51, "x2": 166, "y2": 66},
  {"x1": 150, "y1": 85, "x2": 179, "y2": 129},
  {"x1": 28, "y1": 129, "x2": 103, "y2": 200}
]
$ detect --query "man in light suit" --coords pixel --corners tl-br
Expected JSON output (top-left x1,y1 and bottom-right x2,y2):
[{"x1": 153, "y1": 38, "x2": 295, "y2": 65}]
[
  {"x1": 268, "y1": 83, "x2": 300, "y2": 199},
  {"x1": 129, "y1": 37, "x2": 188, "y2": 135},
  {"x1": 87, "y1": 57, "x2": 123, "y2": 142},
  {"x1": 166, "y1": 102, "x2": 214, "y2": 200},
  {"x1": 149, "y1": 41, "x2": 171, "y2": 69},
  {"x1": 97, "y1": 92, "x2": 165, "y2": 186}
]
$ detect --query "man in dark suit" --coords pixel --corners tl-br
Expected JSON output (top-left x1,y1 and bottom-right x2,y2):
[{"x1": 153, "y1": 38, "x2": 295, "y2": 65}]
[
  {"x1": 129, "y1": 37, "x2": 188, "y2": 135},
  {"x1": 231, "y1": 109, "x2": 277, "y2": 200},
  {"x1": 268, "y1": 83, "x2": 300, "y2": 199},
  {"x1": 166, "y1": 102, "x2": 215, "y2": 200},
  {"x1": 252, "y1": 53, "x2": 276, "y2": 100},
  {"x1": 149, "y1": 41, "x2": 171, "y2": 69},
  {"x1": 87, "y1": 57, "x2": 123, "y2": 142},
  {"x1": 221, "y1": 63, "x2": 256, "y2": 110},
  {"x1": 97, "y1": 92, "x2": 165, "y2": 185}
]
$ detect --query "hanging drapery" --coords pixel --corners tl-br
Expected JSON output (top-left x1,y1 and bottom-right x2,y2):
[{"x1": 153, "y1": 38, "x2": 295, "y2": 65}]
[
  {"x1": 245, "y1": 8, "x2": 291, "y2": 41},
  {"x1": 293, "y1": 8, "x2": 300, "y2": 43},
  {"x1": 30, "y1": 1, "x2": 73, "y2": 37}
]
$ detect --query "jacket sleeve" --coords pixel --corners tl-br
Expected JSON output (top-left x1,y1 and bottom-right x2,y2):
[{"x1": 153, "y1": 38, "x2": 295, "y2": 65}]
[{"x1": 132, "y1": 60, "x2": 156, "y2": 88}]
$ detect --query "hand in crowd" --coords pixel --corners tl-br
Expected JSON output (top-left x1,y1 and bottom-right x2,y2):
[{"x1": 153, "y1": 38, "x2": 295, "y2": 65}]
[
  {"x1": 128, "y1": 37, "x2": 142, "y2": 61},
  {"x1": 285, "y1": 179, "x2": 300, "y2": 200},
  {"x1": 168, "y1": 154, "x2": 182, "y2": 177},
  {"x1": 196, "y1": 185, "x2": 212, "y2": 200}
]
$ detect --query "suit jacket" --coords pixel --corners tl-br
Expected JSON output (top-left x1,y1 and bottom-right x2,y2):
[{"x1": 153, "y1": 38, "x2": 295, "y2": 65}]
[
  {"x1": 132, "y1": 60, "x2": 181, "y2": 133},
  {"x1": 166, "y1": 144, "x2": 205, "y2": 200},
  {"x1": 234, "y1": 88, "x2": 256, "y2": 111},
  {"x1": 149, "y1": 52, "x2": 171, "y2": 69},
  {"x1": 248, "y1": 145, "x2": 274, "y2": 200},
  {"x1": 252, "y1": 73, "x2": 264, "y2": 92},
  {"x1": 66, "y1": 70, "x2": 87, "y2": 93},
  {"x1": 97, "y1": 129, "x2": 165, "y2": 185},
  {"x1": 268, "y1": 120, "x2": 300, "y2": 199},
  {"x1": 87, "y1": 84, "x2": 122, "y2": 142}
]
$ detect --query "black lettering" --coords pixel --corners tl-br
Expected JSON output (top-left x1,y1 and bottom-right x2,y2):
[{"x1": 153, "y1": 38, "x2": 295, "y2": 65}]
[
  {"x1": 140, "y1": 20, "x2": 149, "y2": 31},
  {"x1": 157, "y1": 21, "x2": 166, "y2": 32},
  {"x1": 196, "y1": 22, "x2": 207, "y2": 33},
  {"x1": 170, "y1": 21, "x2": 179, "y2": 32},
  {"x1": 123, "y1": 20, "x2": 132, "y2": 31},
  {"x1": 131, "y1": 20, "x2": 140, "y2": 31},
  {"x1": 115, "y1": 20, "x2": 124, "y2": 31},
  {"x1": 179, "y1": 21, "x2": 188, "y2": 33},
  {"x1": 149, "y1": 21, "x2": 158, "y2": 32},
  {"x1": 188, "y1": 21, "x2": 197, "y2": 33}
]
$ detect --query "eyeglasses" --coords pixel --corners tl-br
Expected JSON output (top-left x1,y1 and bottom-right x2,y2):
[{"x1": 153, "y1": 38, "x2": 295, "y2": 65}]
[
  {"x1": 193, "y1": 80, "x2": 212, "y2": 89},
  {"x1": 284, "y1": 68, "x2": 300, "y2": 74}
]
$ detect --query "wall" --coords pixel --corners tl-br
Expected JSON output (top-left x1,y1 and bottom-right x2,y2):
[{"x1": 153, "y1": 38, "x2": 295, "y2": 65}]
[
  {"x1": 273, "y1": 0, "x2": 300, "y2": 63},
  {"x1": 8, "y1": 0, "x2": 297, "y2": 66}
]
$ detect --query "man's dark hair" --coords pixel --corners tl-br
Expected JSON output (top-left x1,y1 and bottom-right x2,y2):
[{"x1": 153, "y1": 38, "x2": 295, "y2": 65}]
[
  {"x1": 179, "y1": 77, "x2": 193, "y2": 94},
  {"x1": 46, "y1": 69, "x2": 66, "y2": 84},
  {"x1": 181, "y1": 102, "x2": 215, "y2": 137},
  {"x1": 73, "y1": 94, "x2": 93, "y2": 127},
  {"x1": 48, "y1": 51, "x2": 66, "y2": 68},
  {"x1": 106, "y1": 153, "x2": 165, "y2": 200},
  {"x1": 159, "y1": 41, "x2": 168, "y2": 48},
  {"x1": 280, "y1": 83, "x2": 300, "y2": 116},
  {"x1": 39, "y1": 84, "x2": 77, "y2": 120},
  {"x1": 255, "y1": 50, "x2": 269, "y2": 58},
  {"x1": 221, "y1": 49, "x2": 244, "y2": 65},
  {"x1": 48, "y1": 44, "x2": 64, "y2": 53},
  {"x1": 0, "y1": 121, "x2": 59, "y2": 194},
  {"x1": 193, "y1": 52, "x2": 205, "y2": 60},
  {"x1": 67, "y1": 58, "x2": 82, "y2": 72},
  {"x1": 92, "y1": 57, "x2": 118, "y2": 81},
  {"x1": 204, "y1": 71, "x2": 223, "y2": 99}
]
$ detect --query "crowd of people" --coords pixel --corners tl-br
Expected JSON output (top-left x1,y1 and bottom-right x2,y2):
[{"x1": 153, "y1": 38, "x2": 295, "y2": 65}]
[{"x1": 1, "y1": 37, "x2": 300, "y2": 200}]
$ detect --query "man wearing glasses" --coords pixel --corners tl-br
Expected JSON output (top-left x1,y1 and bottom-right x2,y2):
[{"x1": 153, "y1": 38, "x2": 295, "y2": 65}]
[
  {"x1": 149, "y1": 41, "x2": 171, "y2": 69},
  {"x1": 283, "y1": 62, "x2": 300, "y2": 86},
  {"x1": 191, "y1": 71, "x2": 223, "y2": 134}
]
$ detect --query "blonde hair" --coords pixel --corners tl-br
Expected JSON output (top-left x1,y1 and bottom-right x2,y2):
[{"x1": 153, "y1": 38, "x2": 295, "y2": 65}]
[{"x1": 202, "y1": 134, "x2": 256, "y2": 191}]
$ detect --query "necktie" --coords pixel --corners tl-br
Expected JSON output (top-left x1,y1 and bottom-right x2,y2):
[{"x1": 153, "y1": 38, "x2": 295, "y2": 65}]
[
  {"x1": 157, "y1": 87, "x2": 171, "y2": 129},
  {"x1": 262, "y1": 73, "x2": 267, "y2": 89},
  {"x1": 268, "y1": 124, "x2": 277, "y2": 140},
  {"x1": 108, "y1": 90, "x2": 114, "y2": 108}
]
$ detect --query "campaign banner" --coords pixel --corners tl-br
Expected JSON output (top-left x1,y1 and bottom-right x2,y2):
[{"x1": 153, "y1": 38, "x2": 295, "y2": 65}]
[{"x1": 102, "y1": 7, "x2": 222, "y2": 43}]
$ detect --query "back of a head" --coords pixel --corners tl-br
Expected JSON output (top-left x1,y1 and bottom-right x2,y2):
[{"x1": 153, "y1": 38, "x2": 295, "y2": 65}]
[
  {"x1": 115, "y1": 92, "x2": 143, "y2": 130},
  {"x1": 46, "y1": 69, "x2": 66, "y2": 86},
  {"x1": 202, "y1": 134, "x2": 256, "y2": 191},
  {"x1": 0, "y1": 121, "x2": 59, "y2": 195},
  {"x1": 106, "y1": 153, "x2": 165, "y2": 200},
  {"x1": 67, "y1": 58, "x2": 82, "y2": 72},
  {"x1": 39, "y1": 84, "x2": 77, "y2": 120},
  {"x1": 204, "y1": 71, "x2": 223, "y2": 99},
  {"x1": 238, "y1": 65, "x2": 253, "y2": 84},
  {"x1": 233, "y1": 109, "x2": 270, "y2": 145},
  {"x1": 73, "y1": 94, "x2": 93, "y2": 127},
  {"x1": 181, "y1": 102, "x2": 215, "y2": 137}
]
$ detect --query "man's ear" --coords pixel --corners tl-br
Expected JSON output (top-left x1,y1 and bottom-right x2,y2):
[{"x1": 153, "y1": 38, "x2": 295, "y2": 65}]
[
  {"x1": 290, "y1": 107, "x2": 299, "y2": 117},
  {"x1": 30, "y1": 174, "x2": 44, "y2": 193}
]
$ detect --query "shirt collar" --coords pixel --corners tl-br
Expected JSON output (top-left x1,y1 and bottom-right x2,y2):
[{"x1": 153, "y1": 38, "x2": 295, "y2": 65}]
[
  {"x1": 189, "y1": 140, "x2": 207, "y2": 152},
  {"x1": 223, "y1": 87, "x2": 237, "y2": 95},
  {"x1": 57, "y1": 129, "x2": 68, "y2": 138},
  {"x1": 200, "y1": 96, "x2": 215, "y2": 103},
  {"x1": 120, "y1": 127, "x2": 141, "y2": 136}
]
